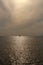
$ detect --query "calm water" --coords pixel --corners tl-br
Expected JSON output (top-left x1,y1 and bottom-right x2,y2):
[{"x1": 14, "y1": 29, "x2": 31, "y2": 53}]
[{"x1": 0, "y1": 36, "x2": 43, "y2": 65}]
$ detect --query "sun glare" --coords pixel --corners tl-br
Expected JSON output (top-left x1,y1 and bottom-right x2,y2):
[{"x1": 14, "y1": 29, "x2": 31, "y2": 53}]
[{"x1": 15, "y1": 0, "x2": 27, "y2": 3}]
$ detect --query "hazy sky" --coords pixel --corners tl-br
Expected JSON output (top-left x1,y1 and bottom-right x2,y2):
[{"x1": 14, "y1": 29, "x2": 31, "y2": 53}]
[{"x1": 0, "y1": 0, "x2": 43, "y2": 36}]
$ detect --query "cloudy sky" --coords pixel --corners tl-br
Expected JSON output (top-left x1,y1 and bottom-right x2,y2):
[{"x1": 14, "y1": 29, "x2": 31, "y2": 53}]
[{"x1": 0, "y1": 0, "x2": 43, "y2": 36}]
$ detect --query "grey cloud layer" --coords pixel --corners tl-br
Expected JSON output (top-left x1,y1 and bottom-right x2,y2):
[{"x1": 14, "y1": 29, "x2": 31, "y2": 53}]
[{"x1": 0, "y1": 0, "x2": 43, "y2": 35}]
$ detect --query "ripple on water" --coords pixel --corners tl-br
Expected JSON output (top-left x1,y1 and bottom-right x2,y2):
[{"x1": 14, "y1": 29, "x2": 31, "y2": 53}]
[{"x1": 0, "y1": 36, "x2": 43, "y2": 65}]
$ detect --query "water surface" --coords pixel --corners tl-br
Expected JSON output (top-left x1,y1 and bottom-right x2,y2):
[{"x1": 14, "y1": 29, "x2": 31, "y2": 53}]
[{"x1": 0, "y1": 36, "x2": 43, "y2": 65}]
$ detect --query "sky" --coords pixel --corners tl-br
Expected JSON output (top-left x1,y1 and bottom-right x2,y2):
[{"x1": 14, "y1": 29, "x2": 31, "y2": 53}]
[{"x1": 0, "y1": 0, "x2": 43, "y2": 36}]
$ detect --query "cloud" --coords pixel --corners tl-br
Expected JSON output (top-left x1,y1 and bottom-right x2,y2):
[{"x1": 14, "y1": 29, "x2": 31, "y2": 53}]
[
  {"x1": 11, "y1": 0, "x2": 43, "y2": 35},
  {"x1": 0, "y1": 0, "x2": 43, "y2": 35},
  {"x1": 0, "y1": 0, "x2": 12, "y2": 35}
]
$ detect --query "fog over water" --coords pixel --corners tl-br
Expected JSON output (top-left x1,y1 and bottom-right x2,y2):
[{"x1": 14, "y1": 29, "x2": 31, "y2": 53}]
[
  {"x1": 0, "y1": 0, "x2": 43, "y2": 65},
  {"x1": 0, "y1": 36, "x2": 43, "y2": 65},
  {"x1": 0, "y1": 0, "x2": 43, "y2": 35}
]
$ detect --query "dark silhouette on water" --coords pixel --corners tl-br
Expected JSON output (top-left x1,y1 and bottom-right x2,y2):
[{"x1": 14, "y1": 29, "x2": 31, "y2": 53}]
[{"x1": 19, "y1": 35, "x2": 21, "y2": 36}]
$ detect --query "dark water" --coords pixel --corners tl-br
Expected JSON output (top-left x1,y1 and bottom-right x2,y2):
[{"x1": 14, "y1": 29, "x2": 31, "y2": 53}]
[{"x1": 0, "y1": 36, "x2": 43, "y2": 65}]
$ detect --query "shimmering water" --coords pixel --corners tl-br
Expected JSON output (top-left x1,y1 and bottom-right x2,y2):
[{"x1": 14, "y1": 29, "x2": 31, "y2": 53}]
[{"x1": 0, "y1": 36, "x2": 43, "y2": 65}]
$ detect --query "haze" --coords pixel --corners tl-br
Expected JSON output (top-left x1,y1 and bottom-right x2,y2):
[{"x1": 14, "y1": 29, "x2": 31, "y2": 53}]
[{"x1": 0, "y1": 0, "x2": 43, "y2": 36}]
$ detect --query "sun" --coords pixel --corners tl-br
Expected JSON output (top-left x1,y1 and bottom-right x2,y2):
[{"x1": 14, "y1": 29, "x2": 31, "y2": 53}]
[{"x1": 15, "y1": 0, "x2": 27, "y2": 4}]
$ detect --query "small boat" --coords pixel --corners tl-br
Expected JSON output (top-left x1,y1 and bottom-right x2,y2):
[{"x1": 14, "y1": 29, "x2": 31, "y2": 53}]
[{"x1": 19, "y1": 35, "x2": 21, "y2": 36}]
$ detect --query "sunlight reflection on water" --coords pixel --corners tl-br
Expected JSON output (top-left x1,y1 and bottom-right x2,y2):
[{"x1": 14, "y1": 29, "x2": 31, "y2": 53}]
[{"x1": 10, "y1": 36, "x2": 33, "y2": 64}]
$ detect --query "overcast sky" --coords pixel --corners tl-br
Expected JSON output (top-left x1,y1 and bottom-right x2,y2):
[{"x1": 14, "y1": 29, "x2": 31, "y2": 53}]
[{"x1": 0, "y1": 0, "x2": 43, "y2": 36}]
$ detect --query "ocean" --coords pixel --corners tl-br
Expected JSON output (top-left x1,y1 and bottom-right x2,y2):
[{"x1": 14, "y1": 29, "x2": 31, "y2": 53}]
[{"x1": 0, "y1": 36, "x2": 43, "y2": 65}]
